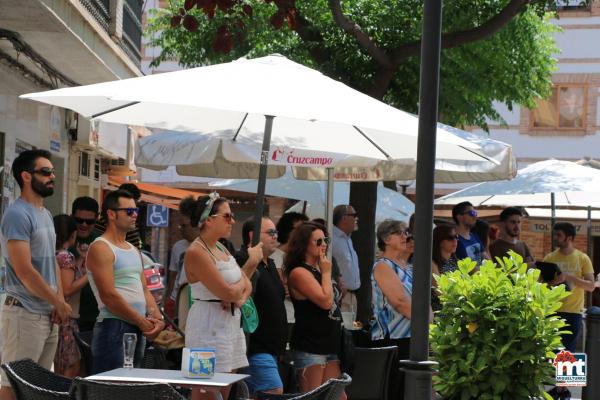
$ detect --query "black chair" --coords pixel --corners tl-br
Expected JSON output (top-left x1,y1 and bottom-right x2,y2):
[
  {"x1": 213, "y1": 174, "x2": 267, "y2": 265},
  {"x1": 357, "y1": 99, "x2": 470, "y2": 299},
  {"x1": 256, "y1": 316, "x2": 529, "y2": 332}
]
[
  {"x1": 73, "y1": 330, "x2": 94, "y2": 376},
  {"x1": 1, "y1": 358, "x2": 72, "y2": 400},
  {"x1": 345, "y1": 346, "x2": 397, "y2": 400},
  {"x1": 256, "y1": 373, "x2": 352, "y2": 400},
  {"x1": 69, "y1": 377, "x2": 186, "y2": 400}
]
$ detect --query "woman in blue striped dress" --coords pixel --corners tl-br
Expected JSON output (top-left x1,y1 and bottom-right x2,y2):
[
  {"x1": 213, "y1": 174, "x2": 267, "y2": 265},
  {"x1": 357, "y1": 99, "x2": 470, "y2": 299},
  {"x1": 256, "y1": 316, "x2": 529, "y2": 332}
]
[{"x1": 370, "y1": 219, "x2": 414, "y2": 400}]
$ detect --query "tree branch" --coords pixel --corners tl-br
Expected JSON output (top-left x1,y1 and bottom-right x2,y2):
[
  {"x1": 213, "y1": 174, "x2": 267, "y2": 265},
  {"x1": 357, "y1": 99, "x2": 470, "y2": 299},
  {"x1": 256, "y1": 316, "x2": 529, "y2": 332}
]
[
  {"x1": 391, "y1": 0, "x2": 532, "y2": 65},
  {"x1": 294, "y1": 14, "x2": 331, "y2": 65},
  {"x1": 328, "y1": 0, "x2": 393, "y2": 69}
]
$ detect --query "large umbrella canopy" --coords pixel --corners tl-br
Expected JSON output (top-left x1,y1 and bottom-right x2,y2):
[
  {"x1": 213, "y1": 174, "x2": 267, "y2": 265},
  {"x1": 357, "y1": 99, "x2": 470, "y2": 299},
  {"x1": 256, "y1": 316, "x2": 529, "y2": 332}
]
[
  {"x1": 22, "y1": 54, "x2": 495, "y2": 168},
  {"x1": 136, "y1": 125, "x2": 515, "y2": 182},
  {"x1": 435, "y1": 159, "x2": 600, "y2": 208},
  {"x1": 204, "y1": 172, "x2": 414, "y2": 224}
]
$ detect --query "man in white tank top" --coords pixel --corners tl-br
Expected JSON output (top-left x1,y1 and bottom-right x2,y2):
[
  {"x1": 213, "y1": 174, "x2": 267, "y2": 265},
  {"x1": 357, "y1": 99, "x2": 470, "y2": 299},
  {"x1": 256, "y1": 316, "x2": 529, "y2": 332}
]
[{"x1": 86, "y1": 189, "x2": 165, "y2": 373}]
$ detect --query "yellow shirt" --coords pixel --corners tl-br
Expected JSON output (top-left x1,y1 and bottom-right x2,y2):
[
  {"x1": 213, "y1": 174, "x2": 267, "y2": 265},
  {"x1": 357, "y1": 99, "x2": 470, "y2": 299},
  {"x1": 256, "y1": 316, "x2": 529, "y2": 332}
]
[{"x1": 543, "y1": 249, "x2": 594, "y2": 313}]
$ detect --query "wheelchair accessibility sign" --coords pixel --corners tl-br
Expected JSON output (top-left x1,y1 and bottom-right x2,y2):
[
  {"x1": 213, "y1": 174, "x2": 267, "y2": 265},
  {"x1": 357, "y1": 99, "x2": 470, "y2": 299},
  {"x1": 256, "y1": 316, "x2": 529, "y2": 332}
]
[{"x1": 147, "y1": 205, "x2": 169, "y2": 228}]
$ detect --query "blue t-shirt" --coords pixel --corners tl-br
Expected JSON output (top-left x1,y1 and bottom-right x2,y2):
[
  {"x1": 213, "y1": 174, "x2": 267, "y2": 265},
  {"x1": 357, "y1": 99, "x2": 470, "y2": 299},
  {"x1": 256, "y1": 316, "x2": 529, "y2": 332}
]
[
  {"x1": 456, "y1": 232, "x2": 485, "y2": 265},
  {"x1": 0, "y1": 198, "x2": 57, "y2": 314}
]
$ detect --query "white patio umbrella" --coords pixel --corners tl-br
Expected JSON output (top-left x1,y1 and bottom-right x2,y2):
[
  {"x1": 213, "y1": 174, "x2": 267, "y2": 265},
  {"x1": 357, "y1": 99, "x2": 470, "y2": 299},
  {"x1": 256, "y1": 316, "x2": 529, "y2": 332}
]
[
  {"x1": 21, "y1": 54, "x2": 508, "y2": 244},
  {"x1": 435, "y1": 159, "x2": 600, "y2": 250},
  {"x1": 204, "y1": 172, "x2": 414, "y2": 224},
  {"x1": 435, "y1": 159, "x2": 600, "y2": 208}
]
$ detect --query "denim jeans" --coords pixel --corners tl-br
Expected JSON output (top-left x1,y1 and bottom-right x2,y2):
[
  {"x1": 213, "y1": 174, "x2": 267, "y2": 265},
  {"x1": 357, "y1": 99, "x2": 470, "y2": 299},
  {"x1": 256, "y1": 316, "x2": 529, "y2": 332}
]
[
  {"x1": 91, "y1": 318, "x2": 146, "y2": 374},
  {"x1": 557, "y1": 312, "x2": 582, "y2": 352}
]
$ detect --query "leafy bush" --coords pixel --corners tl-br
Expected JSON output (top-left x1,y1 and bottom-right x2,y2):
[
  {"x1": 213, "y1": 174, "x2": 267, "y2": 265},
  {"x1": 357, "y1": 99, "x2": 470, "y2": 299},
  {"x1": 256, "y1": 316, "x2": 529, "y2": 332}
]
[{"x1": 430, "y1": 251, "x2": 568, "y2": 400}]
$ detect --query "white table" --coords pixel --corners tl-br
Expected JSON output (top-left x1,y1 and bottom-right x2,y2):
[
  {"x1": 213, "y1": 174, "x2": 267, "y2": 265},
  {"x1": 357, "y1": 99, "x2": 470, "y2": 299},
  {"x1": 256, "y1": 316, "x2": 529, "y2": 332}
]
[{"x1": 86, "y1": 368, "x2": 249, "y2": 400}]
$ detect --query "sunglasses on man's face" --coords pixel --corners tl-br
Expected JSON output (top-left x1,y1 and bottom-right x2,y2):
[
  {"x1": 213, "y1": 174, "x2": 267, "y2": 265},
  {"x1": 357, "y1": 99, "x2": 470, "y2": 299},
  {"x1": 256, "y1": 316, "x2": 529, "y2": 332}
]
[
  {"x1": 462, "y1": 209, "x2": 478, "y2": 217},
  {"x1": 31, "y1": 167, "x2": 55, "y2": 177},
  {"x1": 443, "y1": 234, "x2": 459, "y2": 241},
  {"x1": 315, "y1": 237, "x2": 330, "y2": 247},
  {"x1": 212, "y1": 212, "x2": 235, "y2": 223},
  {"x1": 111, "y1": 207, "x2": 140, "y2": 216},
  {"x1": 262, "y1": 229, "x2": 278, "y2": 238},
  {"x1": 75, "y1": 217, "x2": 96, "y2": 225}
]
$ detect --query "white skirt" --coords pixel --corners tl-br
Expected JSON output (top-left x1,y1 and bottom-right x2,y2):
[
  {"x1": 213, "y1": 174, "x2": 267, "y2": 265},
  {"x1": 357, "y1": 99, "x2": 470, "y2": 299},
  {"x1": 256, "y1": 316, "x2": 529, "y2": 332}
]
[{"x1": 185, "y1": 301, "x2": 248, "y2": 372}]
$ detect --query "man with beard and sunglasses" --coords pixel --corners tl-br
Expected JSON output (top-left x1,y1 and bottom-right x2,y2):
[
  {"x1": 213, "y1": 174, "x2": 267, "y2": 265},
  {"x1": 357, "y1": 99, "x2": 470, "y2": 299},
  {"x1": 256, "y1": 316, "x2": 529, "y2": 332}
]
[
  {"x1": 0, "y1": 150, "x2": 72, "y2": 400},
  {"x1": 86, "y1": 190, "x2": 164, "y2": 373},
  {"x1": 452, "y1": 201, "x2": 490, "y2": 266}
]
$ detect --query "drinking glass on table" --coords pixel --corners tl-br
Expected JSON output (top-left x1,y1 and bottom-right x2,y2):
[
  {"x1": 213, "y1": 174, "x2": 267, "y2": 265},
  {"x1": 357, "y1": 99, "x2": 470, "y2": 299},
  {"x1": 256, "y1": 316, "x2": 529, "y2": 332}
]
[{"x1": 123, "y1": 333, "x2": 137, "y2": 369}]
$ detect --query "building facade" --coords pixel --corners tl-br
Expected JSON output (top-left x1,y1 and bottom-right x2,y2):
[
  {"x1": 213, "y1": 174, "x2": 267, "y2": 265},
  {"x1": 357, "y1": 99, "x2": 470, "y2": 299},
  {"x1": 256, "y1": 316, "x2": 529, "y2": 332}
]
[{"x1": 0, "y1": 0, "x2": 143, "y2": 216}]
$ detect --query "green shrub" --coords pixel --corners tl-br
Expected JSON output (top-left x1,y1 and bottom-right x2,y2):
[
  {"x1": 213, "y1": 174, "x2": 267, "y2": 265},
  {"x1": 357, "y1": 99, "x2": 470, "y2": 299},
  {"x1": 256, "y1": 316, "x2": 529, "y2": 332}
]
[{"x1": 430, "y1": 251, "x2": 569, "y2": 400}]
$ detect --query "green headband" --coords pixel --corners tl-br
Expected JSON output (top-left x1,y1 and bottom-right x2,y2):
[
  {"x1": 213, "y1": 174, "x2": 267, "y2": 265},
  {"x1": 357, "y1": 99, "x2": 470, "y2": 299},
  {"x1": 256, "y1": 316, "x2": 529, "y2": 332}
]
[{"x1": 198, "y1": 192, "x2": 220, "y2": 226}]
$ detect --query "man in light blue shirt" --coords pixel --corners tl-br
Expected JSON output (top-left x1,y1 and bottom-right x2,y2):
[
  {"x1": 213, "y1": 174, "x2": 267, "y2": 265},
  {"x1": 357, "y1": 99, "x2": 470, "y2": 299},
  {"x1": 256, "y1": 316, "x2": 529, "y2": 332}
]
[
  {"x1": 0, "y1": 150, "x2": 71, "y2": 400},
  {"x1": 332, "y1": 204, "x2": 360, "y2": 313}
]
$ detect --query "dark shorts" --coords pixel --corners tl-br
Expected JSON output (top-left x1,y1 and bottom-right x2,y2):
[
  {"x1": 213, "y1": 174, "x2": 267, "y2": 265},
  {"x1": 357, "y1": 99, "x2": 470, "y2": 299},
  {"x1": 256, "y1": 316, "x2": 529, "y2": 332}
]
[
  {"x1": 243, "y1": 353, "x2": 283, "y2": 393},
  {"x1": 91, "y1": 318, "x2": 146, "y2": 374}
]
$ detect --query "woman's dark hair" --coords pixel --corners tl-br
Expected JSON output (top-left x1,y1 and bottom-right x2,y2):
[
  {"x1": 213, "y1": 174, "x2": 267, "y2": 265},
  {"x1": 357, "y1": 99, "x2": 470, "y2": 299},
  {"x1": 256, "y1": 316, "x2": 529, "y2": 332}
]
[
  {"x1": 276, "y1": 212, "x2": 308, "y2": 244},
  {"x1": 53, "y1": 214, "x2": 77, "y2": 250},
  {"x1": 179, "y1": 194, "x2": 228, "y2": 228},
  {"x1": 432, "y1": 223, "x2": 457, "y2": 266},
  {"x1": 472, "y1": 219, "x2": 490, "y2": 249},
  {"x1": 283, "y1": 222, "x2": 323, "y2": 276}
]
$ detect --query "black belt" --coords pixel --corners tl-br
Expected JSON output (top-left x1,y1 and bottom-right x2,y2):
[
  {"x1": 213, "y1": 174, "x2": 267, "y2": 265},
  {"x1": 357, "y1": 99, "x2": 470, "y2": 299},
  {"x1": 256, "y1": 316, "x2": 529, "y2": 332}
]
[
  {"x1": 4, "y1": 296, "x2": 24, "y2": 308},
  {"x1": 194, "y1": 299, "x2": 235, "y2": 316}
]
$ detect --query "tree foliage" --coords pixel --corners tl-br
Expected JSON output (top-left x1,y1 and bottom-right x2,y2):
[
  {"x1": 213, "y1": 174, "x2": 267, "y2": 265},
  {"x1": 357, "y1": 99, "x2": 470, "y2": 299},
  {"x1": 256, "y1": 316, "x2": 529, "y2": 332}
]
[{"x1": 148, "y1": 0, "x2": 560, "y2": 130}]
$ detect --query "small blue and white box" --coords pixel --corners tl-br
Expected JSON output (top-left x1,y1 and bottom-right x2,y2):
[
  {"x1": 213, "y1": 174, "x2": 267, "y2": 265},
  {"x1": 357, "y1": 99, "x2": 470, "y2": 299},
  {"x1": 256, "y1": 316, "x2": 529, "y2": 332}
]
[{"x1": 181, "y1": 347, "x2": 216, "y2": 379}]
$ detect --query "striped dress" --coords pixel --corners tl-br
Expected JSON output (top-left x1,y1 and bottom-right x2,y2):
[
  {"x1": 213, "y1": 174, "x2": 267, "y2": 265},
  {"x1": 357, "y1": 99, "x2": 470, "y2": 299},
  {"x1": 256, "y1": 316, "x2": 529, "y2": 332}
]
[{"x1": 370, "y1": 257, "x2": 413, "y2": 340}]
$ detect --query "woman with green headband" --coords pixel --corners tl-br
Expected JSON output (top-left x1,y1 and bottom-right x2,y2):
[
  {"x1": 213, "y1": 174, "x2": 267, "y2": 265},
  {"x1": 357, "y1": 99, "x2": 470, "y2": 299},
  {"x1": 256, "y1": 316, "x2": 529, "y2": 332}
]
[{"x1": 180, "y1": 193, "x2": 262, "y2": 400}]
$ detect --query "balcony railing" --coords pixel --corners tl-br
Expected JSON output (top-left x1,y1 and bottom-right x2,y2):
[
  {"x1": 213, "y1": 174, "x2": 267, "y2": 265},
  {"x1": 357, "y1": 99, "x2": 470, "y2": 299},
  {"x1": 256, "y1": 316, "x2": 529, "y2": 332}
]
[{"x1": 79, "y1": 0, "x2": 142, "y2": 67}]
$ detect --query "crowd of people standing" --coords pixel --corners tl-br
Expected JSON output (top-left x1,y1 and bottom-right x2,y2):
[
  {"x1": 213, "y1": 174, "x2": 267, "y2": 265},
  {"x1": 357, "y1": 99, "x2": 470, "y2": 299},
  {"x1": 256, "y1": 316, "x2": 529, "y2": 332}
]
[{"x1": 0, "y1": 149, "x2": 597, "y2": 400}]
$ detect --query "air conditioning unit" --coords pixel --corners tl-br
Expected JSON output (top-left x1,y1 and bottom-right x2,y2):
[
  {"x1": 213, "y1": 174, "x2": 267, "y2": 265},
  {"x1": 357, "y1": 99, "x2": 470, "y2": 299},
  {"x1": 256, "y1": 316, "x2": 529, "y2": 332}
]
[{"x1": 107, "y1": 157, "x2": 136, "y2": 177}]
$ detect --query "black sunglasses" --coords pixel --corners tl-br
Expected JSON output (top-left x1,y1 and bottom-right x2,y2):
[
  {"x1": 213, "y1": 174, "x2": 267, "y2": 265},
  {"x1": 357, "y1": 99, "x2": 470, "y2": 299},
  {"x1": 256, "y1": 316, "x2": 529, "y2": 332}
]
[
  {"x1": 31, "y1": 167, "x2": 55, "y2": 177},
  {"x1": 75, "y1": 217, "x2": 96, "y2": 225},
  {"x1": 315, "y1": 237, "x2": 330, "y2": 246},
  {"x1": 262, "y1": 229, "x2": 278, "y2": 238},
  {"x1": 111, "y1": 207, "x2": 140, "y2": 216},
  {"x1": 443, "y1": 234, "x2": 459, "y2": 241},
  {"x1": 212, "y1": 212, "x2": 235, "y2": 222}
]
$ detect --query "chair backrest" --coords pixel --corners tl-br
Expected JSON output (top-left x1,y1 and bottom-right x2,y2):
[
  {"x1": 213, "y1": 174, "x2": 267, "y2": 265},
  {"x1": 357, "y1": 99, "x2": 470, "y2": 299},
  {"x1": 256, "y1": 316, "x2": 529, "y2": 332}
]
[
  {"x1": 345, "y1": 346, "x2": 398, "y2": 400},
  {"x1": 256, "y1": 373, "x2": 352, "y2": 400},
  {"x1": 175, "y1": 282, "x2": 190, "y2": 332},
  {"x1": 73, "y1": 330, "x2": 94, "y2": 376},
  {"x1": 70, "y1": 377, "x2": 186, "y2": 400},
  {"x1": 1, "y1": 358, "x2": 72, "y2": 400}
]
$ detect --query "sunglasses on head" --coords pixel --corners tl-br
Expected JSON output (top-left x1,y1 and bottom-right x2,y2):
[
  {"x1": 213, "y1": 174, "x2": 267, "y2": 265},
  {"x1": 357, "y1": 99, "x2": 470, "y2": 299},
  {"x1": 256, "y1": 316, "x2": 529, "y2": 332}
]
[
  {"x1": 315, "y1": 237, "x2": 330, "y2": 246},
  {"x1": 262, "y1": 228, "x2": 278, "y2": 238},
  {"x1": 110, "y1": 207, "x2": 140, "y2": 216},
  {"x1": 31, "y1": 167, "x2": 55, "y2": 177},
  {"x1": 462, "y1": 210, "x2": 478, "y2": 217},
  {"x1": 75, "y1": 217, "x2": 96, "y2": 225},
  {"x1": 212, "y1": 212, "x2": 235, "y2": 222}
]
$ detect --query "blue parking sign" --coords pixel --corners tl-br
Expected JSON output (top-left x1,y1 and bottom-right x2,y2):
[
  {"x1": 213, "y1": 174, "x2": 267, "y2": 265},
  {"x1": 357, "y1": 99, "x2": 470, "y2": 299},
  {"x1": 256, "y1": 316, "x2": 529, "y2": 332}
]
[{"x1": 146, "y1": 205, "x2": 169, "y2": 227}]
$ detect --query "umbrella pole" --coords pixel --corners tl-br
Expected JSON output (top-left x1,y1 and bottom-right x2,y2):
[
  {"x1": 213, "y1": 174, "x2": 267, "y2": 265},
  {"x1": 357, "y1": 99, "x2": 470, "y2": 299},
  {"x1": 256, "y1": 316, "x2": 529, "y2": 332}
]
[
  {"x1": 252, "y1": 115, "x2": 275, "y2": 246},
  {"x1": 326, "y1": 168, "x2": 334, "y2": 258},
  {"x1": 587, "y1": 206, "x2": 592, "y2": 257},
  {"x1": 551, "y1": 192, "x2": 556, "y2": 250},
  {"x1": 402, "y1": 0, "x2": 442, "y2": 398}
]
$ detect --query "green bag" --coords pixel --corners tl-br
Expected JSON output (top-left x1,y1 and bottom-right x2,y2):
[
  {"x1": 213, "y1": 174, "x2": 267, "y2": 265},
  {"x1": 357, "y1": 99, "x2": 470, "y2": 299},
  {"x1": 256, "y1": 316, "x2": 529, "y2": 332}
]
[{"x1": 240, "y1": 297, "x2": 259, "y2": 333}]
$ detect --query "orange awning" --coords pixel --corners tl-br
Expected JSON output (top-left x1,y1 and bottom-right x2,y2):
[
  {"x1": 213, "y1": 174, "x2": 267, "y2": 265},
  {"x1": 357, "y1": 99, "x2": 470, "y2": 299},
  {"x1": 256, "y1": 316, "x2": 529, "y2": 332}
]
[{"x1": 107, "y1": 177, "x2": 206, "y2": 210}]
